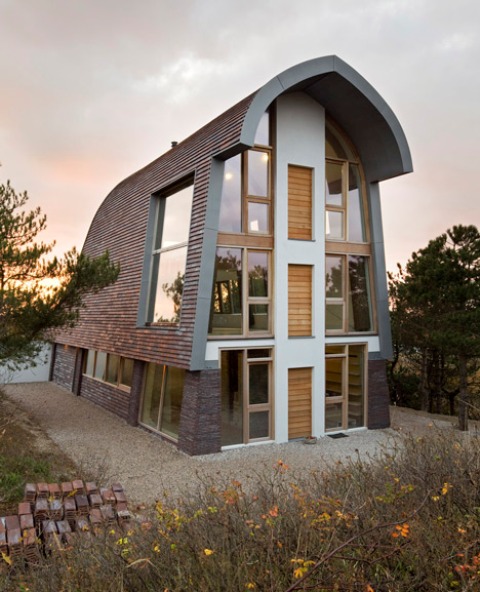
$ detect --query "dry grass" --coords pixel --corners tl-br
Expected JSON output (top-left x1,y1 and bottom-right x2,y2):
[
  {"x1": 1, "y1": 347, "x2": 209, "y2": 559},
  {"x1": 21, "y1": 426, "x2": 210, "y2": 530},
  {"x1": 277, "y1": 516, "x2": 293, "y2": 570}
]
[{"x1": 0, "y1": 390, "x2": 78, "y2": 515}]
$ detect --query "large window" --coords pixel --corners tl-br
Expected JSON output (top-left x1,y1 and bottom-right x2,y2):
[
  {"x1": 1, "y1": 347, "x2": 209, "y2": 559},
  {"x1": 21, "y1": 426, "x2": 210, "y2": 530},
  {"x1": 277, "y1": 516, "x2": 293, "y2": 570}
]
[
  {"x1": 325, "y1": 125, "x2": 367, "y2": 244},
  {"x1": 212, "y1": 111, "x2": 272, "y2": 338},
  {"x1": 209, "y1": 247, "x2": 271, "y2": 336},
  {"x1": 218, "y1": 148, "x2": 272, "y2": 236},
  {"x1": 325, "y1": 121, "x2": 374, "y2": 335},
  {"x1": 140, "y1": 363, "x2": 185, "y2": 441},
  {"x1": 325, "y1": 255, "x2": 373, "y2": 333},
  {"x1": 218, "y1": 110, "x2": 271, "y2": 237},
  {"x1": 220, "y1": 348, "x2": 273, "y2": 446},
  {"x1": 148, "y1": 180, "x2": 193, "y2": 324}
]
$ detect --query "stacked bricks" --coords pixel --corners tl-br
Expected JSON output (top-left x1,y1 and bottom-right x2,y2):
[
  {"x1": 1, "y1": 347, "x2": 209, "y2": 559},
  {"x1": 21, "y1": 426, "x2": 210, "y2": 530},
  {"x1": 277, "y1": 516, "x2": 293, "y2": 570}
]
[{"x1": 0, "y1": 480, "x2": 132, "y2": 566}]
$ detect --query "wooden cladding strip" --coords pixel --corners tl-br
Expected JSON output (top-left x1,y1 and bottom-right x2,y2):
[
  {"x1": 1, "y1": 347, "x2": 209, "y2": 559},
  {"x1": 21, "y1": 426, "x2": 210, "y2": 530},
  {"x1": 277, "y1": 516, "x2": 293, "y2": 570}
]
[
  {"x1": 288, "y1": 367, "x2": 312, "y2": 439},
  {"x1": 288, "y1": 265, "x2": 312, "y2": 337},
  {"x1": 288, "y1": 165, "x2": 312, "y2": 241}
]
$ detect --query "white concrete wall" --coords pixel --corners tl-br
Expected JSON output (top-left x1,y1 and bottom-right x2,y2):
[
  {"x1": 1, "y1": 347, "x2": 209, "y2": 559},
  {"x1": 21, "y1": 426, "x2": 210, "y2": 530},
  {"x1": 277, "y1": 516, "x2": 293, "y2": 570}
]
[
  {"x1": 275, "y1": 92, "x2": 326, "y2": 441},
  {"x1": 0, "y1": 343, "x2": 52, "y2": 384}
]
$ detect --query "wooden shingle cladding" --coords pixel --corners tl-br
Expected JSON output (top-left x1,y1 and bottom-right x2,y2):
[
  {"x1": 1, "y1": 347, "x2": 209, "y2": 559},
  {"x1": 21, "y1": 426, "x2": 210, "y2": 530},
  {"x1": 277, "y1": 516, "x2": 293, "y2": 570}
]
[
  {"x1": 288, "y1": 265, "x2": 313, "y2": 337},
  {"x1": 288, "y1": 367, "x2": 312, "y2": 439},
  {"x1": 288, "y1": 165, "x2": 313, "y2": 240},
  {"x1": 54, "y1": 93, "x2": 257, "y2": 370}
]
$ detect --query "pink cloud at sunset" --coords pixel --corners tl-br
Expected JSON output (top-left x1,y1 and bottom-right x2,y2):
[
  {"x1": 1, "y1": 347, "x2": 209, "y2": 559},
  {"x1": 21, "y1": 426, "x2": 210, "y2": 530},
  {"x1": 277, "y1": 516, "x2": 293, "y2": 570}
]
[{"x1": 0, "y1": 0, "x2": 478, "y2": 272}]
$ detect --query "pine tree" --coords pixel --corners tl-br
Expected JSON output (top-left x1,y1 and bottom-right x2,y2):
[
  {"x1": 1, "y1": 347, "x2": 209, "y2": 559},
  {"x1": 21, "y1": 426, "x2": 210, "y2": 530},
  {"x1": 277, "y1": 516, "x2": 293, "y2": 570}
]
[
  {"x1": 0, "y1": 178, "x2": 119, "y2": 368},
  {"x1": 389, "y1": 225, "x2": 480, "y2": 430}
]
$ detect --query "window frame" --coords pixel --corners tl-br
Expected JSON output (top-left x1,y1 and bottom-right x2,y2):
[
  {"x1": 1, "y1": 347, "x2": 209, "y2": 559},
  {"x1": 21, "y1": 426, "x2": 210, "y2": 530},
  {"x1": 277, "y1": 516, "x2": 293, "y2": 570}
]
[
  {"x1": 325, "y1": 121, "x2": 370, "y2": 246},
  {"x1": 220, "y1": 347, "x2": 274, "y2": 446},
  {"x1": 83, "y1": 350, "x2": 134, "y2": 392},
  {"x1": 138, "y1": 362, "x2": 185, "y2": 442},
  {"x1": 325, "y1": 343, "x2": 368, "y2": 431},
  {"x1": 146, "y1": 176, "x2": 194, "y2": 326},
  {"x1": 209, "y1": 246, "x2": 273, "y2": 338},
  {"x1": 325, "y1": 253, "x2": 376, "y2": 335}
]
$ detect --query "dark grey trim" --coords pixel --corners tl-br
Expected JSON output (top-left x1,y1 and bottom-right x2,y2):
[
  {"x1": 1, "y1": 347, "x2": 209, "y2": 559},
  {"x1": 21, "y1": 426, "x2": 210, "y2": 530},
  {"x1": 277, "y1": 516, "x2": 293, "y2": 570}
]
[
  {"x1": 227, "y1": 55, "x2": 412, "y2": 183},
  {"x1": 189, "y1": 158, "x2": 225, "y2": 370},
  {"x1": 368, "y1": 182, "x2": 393, "y2": 359},
  {"x1": 136, "y1": 196, "x2": 158, "y2": 326}
]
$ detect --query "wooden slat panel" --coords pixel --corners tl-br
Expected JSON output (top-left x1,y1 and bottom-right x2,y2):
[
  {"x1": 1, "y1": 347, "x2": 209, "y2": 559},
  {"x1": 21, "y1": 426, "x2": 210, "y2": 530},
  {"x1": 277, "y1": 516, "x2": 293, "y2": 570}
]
[
  {"x1": 288, "y1": 368, "x2": 312, "y2": 439},
  {"x1": 288, "y1": 165, "x2": 312, "y2": 240},
  {"x1": 288, "y1": 265, "x2": 312, "y2": 336}
]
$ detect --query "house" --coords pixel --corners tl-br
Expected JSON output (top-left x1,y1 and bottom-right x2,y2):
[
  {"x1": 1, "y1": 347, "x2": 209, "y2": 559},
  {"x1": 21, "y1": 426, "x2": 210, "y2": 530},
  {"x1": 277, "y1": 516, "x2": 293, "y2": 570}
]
[{"x1": 52, "y1": 56, "x2": 412, "y2": 455}]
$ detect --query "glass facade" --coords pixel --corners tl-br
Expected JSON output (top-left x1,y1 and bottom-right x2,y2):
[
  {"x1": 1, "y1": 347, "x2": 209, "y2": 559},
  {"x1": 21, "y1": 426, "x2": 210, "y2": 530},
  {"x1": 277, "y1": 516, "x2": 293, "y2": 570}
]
[
  {"x1": 149, "y1": 182, "x2": 193, "y2": 324},
  {"x1": 140, "y1": 363, "x2": 185, "y2": 440}
]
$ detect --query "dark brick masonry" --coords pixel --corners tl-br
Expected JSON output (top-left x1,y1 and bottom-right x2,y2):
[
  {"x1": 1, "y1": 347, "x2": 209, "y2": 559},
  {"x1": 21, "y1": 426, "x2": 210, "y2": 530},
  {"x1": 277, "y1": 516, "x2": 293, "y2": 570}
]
[
  {"x1": 367, "y1": 358, "x2": 391, "y2": 429},
  {"x1": 50, "y1": 344, "x2": 77, "y2": 391},
  {"x1": 178, "y1": 369, "x2": 221, "y2": 456}
]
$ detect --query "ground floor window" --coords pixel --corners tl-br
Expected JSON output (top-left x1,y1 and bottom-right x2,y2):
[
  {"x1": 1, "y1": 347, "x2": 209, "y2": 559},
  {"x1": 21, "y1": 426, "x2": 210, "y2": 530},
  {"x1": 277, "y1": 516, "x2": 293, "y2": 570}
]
[
  {"x1": 325, "y1": 344, "x2": 366, "y2": 430},
  {"x1": 220, "y1": 348, "x2": 272, "y2": 446},
  {"x1": 139, "y1": 363, "x2": 185, "y2": 441},
  {"x1": 84, "y1": 349, "x2": 134, "y2": 390}
]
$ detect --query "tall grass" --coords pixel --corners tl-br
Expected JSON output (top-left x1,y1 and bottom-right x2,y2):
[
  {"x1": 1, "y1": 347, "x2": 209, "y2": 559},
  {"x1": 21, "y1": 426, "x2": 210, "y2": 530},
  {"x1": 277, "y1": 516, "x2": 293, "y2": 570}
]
[{"x1": 2, "y1": 429, "x2": 480, "y2": 591}]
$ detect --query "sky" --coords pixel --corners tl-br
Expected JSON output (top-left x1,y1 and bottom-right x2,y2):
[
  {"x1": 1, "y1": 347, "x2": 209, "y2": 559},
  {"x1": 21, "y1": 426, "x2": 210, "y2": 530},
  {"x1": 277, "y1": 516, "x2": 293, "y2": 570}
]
[{"x1": 0, "y1": 0, "x2": 479, "y2": 274}]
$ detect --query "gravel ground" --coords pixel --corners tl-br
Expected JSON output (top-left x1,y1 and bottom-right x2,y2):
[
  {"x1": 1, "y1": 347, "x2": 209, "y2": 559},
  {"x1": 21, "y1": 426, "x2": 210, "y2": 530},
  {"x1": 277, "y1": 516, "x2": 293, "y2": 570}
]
[{"x1": 3, "y1": 381, "x2": 461, "y2": 506}]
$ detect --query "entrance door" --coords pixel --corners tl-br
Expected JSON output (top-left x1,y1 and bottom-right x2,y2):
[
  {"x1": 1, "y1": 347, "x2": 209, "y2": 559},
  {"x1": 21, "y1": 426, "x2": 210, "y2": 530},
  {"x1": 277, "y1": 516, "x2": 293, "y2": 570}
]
[
  {"x1": 325, "y1": 344, "x2": 366, "y2": 430},
  {"x1": 220, "y1": 348, "x2": 273, "y2": 446}
]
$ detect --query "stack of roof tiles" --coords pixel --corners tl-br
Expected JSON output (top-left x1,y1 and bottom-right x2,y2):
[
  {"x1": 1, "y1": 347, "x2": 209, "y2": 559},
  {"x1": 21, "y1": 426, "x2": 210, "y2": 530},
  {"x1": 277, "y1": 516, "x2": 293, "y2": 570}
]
[{"x1": 0, "y1": 479, "x2": 131, "y2": 566}]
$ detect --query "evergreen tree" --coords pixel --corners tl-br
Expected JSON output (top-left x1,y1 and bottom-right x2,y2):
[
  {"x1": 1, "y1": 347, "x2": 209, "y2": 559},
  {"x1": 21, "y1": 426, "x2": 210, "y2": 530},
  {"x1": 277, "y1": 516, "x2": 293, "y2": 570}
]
[
  {"x1": 0, "y1": 178, "x2": 119, "y2": 368},
  {"x1": 389, "y1": 225, "x2": 480, "y2": 430}
]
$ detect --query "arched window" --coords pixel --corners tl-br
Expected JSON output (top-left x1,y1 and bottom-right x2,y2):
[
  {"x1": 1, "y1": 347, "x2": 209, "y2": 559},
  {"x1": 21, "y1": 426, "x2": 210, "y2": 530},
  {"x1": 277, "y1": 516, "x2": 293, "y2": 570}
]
[{"x1": 325, "y1": 121, "x2": 374, "y2": 334}]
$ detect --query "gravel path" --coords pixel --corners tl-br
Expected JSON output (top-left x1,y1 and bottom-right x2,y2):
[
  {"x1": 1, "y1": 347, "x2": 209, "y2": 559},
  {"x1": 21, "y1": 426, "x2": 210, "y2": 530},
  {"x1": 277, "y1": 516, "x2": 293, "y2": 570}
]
[{"x1": 3, "y1": 382, "x2": 459, "y2": 506}]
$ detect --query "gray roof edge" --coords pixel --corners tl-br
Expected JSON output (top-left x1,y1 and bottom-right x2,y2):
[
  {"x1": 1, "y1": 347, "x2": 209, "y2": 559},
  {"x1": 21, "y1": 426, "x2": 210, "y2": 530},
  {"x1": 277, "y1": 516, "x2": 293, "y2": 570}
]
[{"x1": 240, "y1": 55, "x2": 413, "y2": 178}]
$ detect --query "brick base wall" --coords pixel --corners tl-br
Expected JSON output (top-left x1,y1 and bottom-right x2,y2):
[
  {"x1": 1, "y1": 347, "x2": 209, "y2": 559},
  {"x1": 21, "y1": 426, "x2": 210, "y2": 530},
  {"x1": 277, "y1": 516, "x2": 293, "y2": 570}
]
[
  {"x1": 80, "y1": 376, "x2": 131, "y2": 421},
  {"x1": 178, "y1": 370, "x2": 221, "y2": 455},
  {"x1": 127, "y1": 360, "x2": 145, "y2": 426},
  {"x1": 367, "y1": 358, "x2": 391, "y2": 429},
  {"x1": 51, "y1": 344, "x2": 77, "y2": 391}
]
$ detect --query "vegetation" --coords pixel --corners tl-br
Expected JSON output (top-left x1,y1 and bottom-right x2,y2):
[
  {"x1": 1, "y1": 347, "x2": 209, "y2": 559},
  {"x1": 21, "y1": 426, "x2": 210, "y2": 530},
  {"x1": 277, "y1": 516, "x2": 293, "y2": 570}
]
[
  {"x1": 0, "y1": 177, "x2": 119, "y2": 368},
  {"x1": 1, "y1": 397, "x2": 480, "y2": 591},
  {"x1": 0, "y1": 392, "x2": 78, "y2": 515},
  {"x1": 389, "y1": 225, "x2": 480, "y2": 429}
]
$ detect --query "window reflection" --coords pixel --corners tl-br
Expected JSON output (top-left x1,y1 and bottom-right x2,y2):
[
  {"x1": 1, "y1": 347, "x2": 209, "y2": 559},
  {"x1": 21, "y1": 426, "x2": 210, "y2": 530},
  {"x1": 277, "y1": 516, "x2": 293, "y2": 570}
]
[
  {"x1": 153, "y1": 247, "x2": 187, "y2": 323},
  {"x1": 160, "y1": 186, "x2": 193, "y2": 248},
  {"x1": 326, "y1": 162, "x2": 343, "y2": 206},
  {"x1": 210, "y1": 248, "x2": 243, "y2": 335},
  {"x1": 150, "y1": 182, "x2": 193, "y2": 324},
  {"x1": 219, "y1": 155, "x2": 241, "y2": 233},
  {"x1": 325, "y1": 256, "x2": 343, "y2": 298},
  {"x1": 248, "y1": 202, "x2": 269, "y2": 233},
  {"x1": 248, "y1": 251, "x2": 268, "y2": 297},
  {"x1": 247, "y1": 150, "x2": 269, "y2": 197},
  {"x1": 140, "y1": 363, "x2": 185, "y2": 440},
  {"x1": 348, "y1": 165, "x2": 366, "y2": 242},
  {"x1": 348, "y1": 256, "x2": 372, "y2": 332}
]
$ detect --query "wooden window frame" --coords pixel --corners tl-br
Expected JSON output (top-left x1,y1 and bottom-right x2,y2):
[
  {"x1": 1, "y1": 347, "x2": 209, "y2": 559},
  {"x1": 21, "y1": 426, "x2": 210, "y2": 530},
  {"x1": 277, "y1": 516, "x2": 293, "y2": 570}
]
[
  {"x1": 325, "y1": 253, "x2": 376, "y2": 335},
  {"x1": 220, "y1": 347, "x2": 274, "y2": 445},
  {"x1": 83, "y1": 349, "x2": 133, "y2": 392},
  {"x1": 325, "y1": 343, "x2": 368, "y2": 431},
  {"x1": 209, "y1": 246, "x2": 273, "y2": 339}
]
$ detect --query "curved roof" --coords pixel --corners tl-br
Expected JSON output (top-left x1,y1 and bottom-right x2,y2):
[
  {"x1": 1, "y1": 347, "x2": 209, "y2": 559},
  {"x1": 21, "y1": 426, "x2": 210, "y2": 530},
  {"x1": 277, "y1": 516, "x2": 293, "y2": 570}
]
[{"x1": 219, "y1": 55, "x2": 412, "y2": 182}]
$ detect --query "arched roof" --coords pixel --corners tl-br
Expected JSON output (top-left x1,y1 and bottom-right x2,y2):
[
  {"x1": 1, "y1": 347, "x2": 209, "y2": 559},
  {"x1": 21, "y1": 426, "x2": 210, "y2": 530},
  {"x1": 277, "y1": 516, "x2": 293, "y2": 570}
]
[{"x1": 219, "y1": 55, "x2": 412, "y2": 182}]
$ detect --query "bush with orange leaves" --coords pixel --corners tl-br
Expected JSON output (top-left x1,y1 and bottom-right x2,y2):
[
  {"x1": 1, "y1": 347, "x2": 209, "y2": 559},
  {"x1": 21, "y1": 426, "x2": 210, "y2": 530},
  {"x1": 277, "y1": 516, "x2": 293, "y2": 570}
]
[{"x1": 2, "y1": 430, "x2": 480, "y2": 591}]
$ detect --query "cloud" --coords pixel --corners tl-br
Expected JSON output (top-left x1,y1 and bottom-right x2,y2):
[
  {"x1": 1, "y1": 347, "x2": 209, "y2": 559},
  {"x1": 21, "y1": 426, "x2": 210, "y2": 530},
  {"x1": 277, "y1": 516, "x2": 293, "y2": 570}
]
[{"x1": 0, "y1": 0, "x2": 478, "y2": 271}]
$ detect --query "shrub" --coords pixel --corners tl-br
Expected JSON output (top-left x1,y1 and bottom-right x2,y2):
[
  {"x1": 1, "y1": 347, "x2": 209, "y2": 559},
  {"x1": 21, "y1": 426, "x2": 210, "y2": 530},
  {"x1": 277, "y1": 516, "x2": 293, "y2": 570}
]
[{"x1": 2, "y1": 430, "x2": 480, "y2": 591}]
